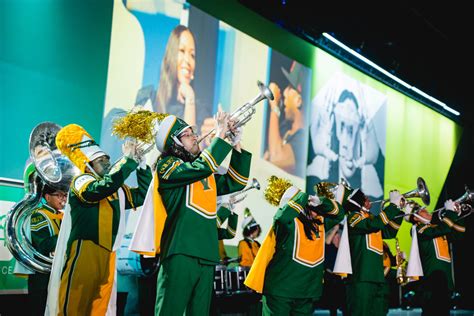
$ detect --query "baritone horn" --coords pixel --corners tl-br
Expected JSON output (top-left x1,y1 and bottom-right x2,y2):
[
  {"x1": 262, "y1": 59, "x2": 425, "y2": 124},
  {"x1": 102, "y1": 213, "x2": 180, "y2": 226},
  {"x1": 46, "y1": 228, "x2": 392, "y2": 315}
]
[
  {"x1": 228, "y1": 178, "x2": 261, "y2": 205},
  {"x1": 374, "y1": 177, "x2": 430, "y2": 211},
  {"x1": 198, "y1": 81, "x2": 274, "y2": 143}
]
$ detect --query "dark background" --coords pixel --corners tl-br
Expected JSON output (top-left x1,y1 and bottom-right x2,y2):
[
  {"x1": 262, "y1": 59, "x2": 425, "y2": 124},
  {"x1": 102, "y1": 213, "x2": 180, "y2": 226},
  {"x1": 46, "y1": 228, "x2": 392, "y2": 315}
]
[{"x1": 238, "y1": 1, "x2": 473, "y2": 309}]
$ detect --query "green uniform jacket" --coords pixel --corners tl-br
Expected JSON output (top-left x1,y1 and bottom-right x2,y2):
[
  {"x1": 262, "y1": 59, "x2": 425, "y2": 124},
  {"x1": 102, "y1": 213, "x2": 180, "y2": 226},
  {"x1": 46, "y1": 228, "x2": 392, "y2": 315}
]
[
  {"x1": 68, "y1": 157, "x2": 152, "y2": 252},
  {"x1": 217, "y1": 206, "x2": 238, "y2": 240},
  {"x1": 156, "y1": 138, "x2": 252, "y2": 264},
  {"x1": 347, "y1": 204, "x2": 403, "y2": 283},
  {"x1": 263, "y1": 192, "x2": 343, "y2": 299},
  {"x1": 416, "y1": 210, "x2": 465, "y2": 290},
  {"x1": 29, "y1": 204, "x2": 62, "y2": 291}
]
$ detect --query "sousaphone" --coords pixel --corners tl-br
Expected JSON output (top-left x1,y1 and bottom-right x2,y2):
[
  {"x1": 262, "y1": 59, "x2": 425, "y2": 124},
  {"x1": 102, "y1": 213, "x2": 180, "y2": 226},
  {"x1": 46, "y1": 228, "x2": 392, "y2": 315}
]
[{"x1": 5, "y1": 122, "x2": 79, "y2": 273}]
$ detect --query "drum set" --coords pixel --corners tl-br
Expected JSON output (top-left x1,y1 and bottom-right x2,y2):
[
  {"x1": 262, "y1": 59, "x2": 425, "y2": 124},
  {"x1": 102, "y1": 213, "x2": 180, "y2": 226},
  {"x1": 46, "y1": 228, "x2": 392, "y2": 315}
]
[{"x1": 213, "y1": 262, "x2": 253, "y2": 296}]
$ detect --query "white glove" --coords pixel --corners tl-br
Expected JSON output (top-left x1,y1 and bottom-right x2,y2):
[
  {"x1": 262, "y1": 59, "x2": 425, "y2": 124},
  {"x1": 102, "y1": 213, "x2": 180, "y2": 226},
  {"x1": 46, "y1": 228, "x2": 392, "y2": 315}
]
[
  {"x1": 229, "y1": 127, "x2": 242, "y2": 146},
  {"x1": 389, "y1": 190, "x2": 404, "y2": 208},
  {"x1": 308, "y1": 195, "x2": 321, "y2": 207},
  {"x1": 403, "y1": 202, "x2": 414, "y2": 215},
  {"x1": 444, "y1": 199, "x2": 460, "y2": 214},
  {"x1": 122, "y1": 139, "x2": 138, "y2": 160}
]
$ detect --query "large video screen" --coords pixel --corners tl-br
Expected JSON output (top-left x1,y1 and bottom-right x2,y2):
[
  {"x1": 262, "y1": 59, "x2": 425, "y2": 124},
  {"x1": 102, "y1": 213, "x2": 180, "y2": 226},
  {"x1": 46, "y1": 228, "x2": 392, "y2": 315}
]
[
  {"x1": 101, "y1": 0, "x2": 461, "y2": 253},
  {"x1": 101, "y1": 0, "x2": 312, "y2": 244}
]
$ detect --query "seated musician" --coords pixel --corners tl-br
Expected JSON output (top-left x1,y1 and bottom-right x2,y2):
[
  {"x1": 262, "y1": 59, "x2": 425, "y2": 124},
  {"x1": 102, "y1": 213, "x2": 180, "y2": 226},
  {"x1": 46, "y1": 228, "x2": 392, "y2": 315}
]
[{"x1": 238, "y1": 208, "x2": 261, "y2": 267}]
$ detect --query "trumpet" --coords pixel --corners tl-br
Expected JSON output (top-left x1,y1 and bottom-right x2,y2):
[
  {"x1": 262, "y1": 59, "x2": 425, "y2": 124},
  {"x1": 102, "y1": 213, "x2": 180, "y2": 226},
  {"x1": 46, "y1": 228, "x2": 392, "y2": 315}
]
[
  {"x1": 197, "y1": 81, "x2": 274, "y2": 143},
  {"x1": 372, "y1": 177, "x2": 430, "y2": 211},
  {"x1": 433, "y1": 185, "x2": 473, "y2": 221},
  {"x1": 227, "y1": 178, "x2": 261, "y2": 205}
]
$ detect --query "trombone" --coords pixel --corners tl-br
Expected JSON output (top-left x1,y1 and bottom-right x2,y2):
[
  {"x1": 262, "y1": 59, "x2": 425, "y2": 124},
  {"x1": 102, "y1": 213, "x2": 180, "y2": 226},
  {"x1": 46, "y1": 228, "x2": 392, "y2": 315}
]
[
  {"x1": 372, "y1": 177, "x2": 430, "y2": 211},
  {"x1": 432, "y1": 185, "x2": 473, "y2": 221}
]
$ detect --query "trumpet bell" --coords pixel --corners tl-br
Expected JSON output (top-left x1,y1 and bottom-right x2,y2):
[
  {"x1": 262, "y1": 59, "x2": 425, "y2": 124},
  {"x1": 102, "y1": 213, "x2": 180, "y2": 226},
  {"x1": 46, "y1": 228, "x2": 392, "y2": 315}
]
[{"x1": 404, "y1": 177, "x2": 430, "y2": 206}]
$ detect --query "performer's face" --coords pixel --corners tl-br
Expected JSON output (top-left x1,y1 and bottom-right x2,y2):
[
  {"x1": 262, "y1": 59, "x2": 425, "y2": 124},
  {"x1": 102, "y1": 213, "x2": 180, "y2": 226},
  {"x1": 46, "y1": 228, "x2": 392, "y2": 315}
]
[
  {"x1": 90, "y1": 155, "x2": 111, "y2": 177},
  {"x1": 45, "y1": 190, "x2": 67, "y2": 211},
  {"x1": 179, "y1": 127, "x2": 200, "y2": 156},
  {"x1": 334, "y1": 98, "x2": 360, "y2": 178},
  {"x1": 177, "y1": 30, "x2": 196, "y2": 86}
]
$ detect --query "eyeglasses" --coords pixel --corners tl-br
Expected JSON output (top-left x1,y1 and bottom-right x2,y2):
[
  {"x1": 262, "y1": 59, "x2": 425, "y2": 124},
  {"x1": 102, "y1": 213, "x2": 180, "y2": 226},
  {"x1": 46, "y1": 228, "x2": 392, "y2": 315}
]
[
  {"x1": 179, "y1": 131, "x2": 198, "y2": 139},
  {"x1": 49, "y1": 192, "x2": 68, "y2": 199}
]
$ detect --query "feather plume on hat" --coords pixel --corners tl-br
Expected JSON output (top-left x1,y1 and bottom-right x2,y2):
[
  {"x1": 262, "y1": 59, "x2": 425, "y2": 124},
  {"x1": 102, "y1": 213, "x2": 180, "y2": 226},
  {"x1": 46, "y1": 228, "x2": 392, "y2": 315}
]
[{"x1": 56, "y1": 124, "x2": 106, "y2": 172}]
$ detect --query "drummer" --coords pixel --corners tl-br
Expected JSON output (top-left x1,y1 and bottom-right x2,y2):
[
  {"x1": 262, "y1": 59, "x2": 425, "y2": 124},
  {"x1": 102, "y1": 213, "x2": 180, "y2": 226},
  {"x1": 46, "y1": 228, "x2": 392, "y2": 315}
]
[{"x1": 238, "y1": 208, "x2": 261, "y2": 267}]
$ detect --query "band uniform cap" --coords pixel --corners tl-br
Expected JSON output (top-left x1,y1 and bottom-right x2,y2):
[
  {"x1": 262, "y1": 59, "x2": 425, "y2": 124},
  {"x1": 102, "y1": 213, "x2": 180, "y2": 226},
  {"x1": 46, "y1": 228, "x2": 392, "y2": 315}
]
[
  {"x1": 279, "y1": 186, "x2": 300, "y2": 208},
  {"x1": 55, "y1": 124, "x2": 107, "y2": 172},
  {"x1": 154, "y1": 115, "x2": 191, "y2": 153},
  {"x1": 344, "y1": 188, "x2": 366, "y2": 213},
  {"x1": 281, "y1": 61, "x2": 305, "y2": 93}
]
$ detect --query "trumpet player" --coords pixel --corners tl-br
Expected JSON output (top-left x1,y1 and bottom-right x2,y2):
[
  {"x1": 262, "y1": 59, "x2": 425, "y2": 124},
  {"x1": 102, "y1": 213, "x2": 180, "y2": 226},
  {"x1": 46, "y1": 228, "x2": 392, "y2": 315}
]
[
  {"x1": 141, "y1": 112, "x2": 252, "y2": 316},
  {"x1": 406, "y1": 200, "x2": 466, "y2": 316},
  {"x1": 344, "y1": 188, "x2": 405, "y2": 316}
]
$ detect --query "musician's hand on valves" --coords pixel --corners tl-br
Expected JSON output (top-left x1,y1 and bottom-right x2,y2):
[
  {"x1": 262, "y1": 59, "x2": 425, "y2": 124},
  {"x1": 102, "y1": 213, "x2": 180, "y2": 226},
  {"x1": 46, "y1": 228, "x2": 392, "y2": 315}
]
[
  {"x1": 308, "y1": 195, "x2": 322, "y2": 207},
  {"x1": 389, "y1": 190, "x2": 405, "y2": 208},
  {"x1": 403, "y1": 202, "x2": 414, "y2": 216},
  {"x1": 122, "y1": 139, "x2": 139, "y2": 161},
  {"x1": 214, "y1": 111, "x2": 230, "y2": 140},
  {"x1": 444, "y1": 199, "x2": 461, "y2": 215}
]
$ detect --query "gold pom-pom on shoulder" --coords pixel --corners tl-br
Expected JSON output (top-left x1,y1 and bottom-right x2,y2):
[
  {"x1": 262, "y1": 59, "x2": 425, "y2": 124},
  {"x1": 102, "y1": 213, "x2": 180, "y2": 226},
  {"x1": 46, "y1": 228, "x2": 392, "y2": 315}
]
[
  {"x1": 264, "y1": 175, "x2": 293, "y2": 206},
  {"x1": 111, "y1": 109, "x2": 168, "y2": 143},
  {"x1": 314, "y1": 181, "x2": 338, "y2": 199}
]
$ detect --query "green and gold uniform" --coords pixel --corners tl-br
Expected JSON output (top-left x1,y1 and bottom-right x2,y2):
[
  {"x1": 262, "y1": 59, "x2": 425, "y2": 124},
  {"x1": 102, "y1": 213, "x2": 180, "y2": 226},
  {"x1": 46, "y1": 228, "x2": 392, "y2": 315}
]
[
  {"x1": 155, "y1": 137, "x2": 252, "y2": 316},
  {"x1": 58, "y1": 157, "x2": 151, "y2": 315},
  {"x1": 262, "y1": 192, "x2": 343, "y2": 316},
  {"x1": 346, "y1": 204, "x2": 403, "y2": 316},
  {"x1": 415, "y1": 210, "x2": 465, "y2": 315},
  {"x1": 29, "y1": 204, "x2": 62, "y2": 315},
  {"x1": 217, "y1": 205, "x2": 238, "y2": 241},
  {"x1": 238, "y1": 238, "x2": 260, "y2": 268}
]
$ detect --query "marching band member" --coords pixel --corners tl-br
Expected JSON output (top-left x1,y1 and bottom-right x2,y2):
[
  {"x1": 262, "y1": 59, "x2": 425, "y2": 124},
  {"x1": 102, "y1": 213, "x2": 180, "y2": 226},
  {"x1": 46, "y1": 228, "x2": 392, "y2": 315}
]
[
  {"x1": 46, "y1": 124, "x2": 151, "y2": 315},
  {"x1": 245, "y1": 176, "x2": 343, "y2": 315},
  {"x1": 344, "y1": 188, "x2": 404, "y2": 316},
  {"x1": 131, "y1": 112, "x2": 252, "y2": 316},
  {"x1": 238, "y1": 208, "x2": 261, "y2": 268},
  {"x1": 28, "y1": 184, "x2": 66, "y2": 316},
  {"x1": 407, "y1": 200, "x2": 466, "y2": 316}
]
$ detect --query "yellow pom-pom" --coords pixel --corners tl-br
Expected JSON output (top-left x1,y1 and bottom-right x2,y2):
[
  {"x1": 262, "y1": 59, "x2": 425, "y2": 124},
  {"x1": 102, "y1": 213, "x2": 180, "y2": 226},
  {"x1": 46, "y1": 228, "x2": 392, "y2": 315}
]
[
  {"x1": 264, "y1": 175, "x2": 293, "y2": 206},
  {"x1": 56, "y1": 124, "x2": 92, "y2": 172},
  {"x1": 111, "y1": 110, "x2": 168, "y2": 143}
]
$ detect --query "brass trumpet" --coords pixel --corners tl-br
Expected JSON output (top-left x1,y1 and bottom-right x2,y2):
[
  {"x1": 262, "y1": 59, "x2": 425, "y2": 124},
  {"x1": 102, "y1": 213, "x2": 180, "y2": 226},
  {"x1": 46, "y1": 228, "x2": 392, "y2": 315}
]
[
  {"x1": 373, "y1": 177, "x2": 430, "y2": 211},
  {"x1": 227, "y1": 178, "x2": 261, "y2": 205},
  {"x1": 433, "y1": 185, "x2": 473, "y2": 221},
  {"x1": 197, "y1": 81, "x2": 274, "y2": 143}
]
